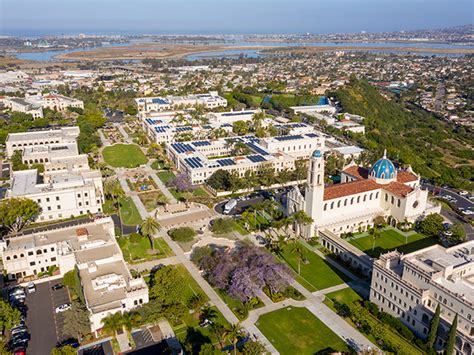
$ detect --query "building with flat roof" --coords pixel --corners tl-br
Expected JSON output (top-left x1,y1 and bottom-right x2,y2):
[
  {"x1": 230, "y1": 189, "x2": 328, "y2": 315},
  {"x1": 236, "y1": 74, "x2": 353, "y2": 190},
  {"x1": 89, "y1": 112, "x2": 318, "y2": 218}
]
[
  {"x1": 25, "y1": 93, "x2": 84, "y2": 112},
  {"x1": 2, "y1": 97, "x2": 43, "y2": 119},
  {"x1": 0, "y1": 217, "x2": 149, "y2": 334},
  {"x1": 135, "y1": 91, "x2": 227, "y2": 113},
  {"x1": 6, "y1": 126, "x2": 80, "y2": 157},
  {"x1": 291, "y1": 96, "x2": 337, "y2": 115},
  {"x1": 167, "y1": 133, "x2": 324, "y2": 185},
  {"x1": 370, "y1": 241, "x2": 474, "y2": 354}
]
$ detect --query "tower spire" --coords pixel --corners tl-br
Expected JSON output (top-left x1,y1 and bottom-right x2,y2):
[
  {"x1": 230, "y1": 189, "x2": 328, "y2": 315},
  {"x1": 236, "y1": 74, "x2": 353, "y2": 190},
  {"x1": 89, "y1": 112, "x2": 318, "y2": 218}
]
[{"x1": 383, "y1": 149, "x2": 387, "y2": 158}]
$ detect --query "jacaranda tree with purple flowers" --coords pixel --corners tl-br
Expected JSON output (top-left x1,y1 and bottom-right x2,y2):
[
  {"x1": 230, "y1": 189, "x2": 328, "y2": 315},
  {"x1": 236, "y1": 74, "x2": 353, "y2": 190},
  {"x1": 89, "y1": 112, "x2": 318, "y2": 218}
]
[
  {"x1": 192, "y1": 243, "x2": 292, "y2": 302},
  {"x1": 166, "y1": 173, "x2": 194, "y2": 192}
]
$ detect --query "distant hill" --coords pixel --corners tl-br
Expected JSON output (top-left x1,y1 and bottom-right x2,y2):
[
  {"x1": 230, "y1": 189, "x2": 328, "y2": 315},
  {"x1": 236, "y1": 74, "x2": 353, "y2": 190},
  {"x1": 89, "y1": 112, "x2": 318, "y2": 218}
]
[{"x1": 334, "y1": 79, "x2": 473, "y2": 189}]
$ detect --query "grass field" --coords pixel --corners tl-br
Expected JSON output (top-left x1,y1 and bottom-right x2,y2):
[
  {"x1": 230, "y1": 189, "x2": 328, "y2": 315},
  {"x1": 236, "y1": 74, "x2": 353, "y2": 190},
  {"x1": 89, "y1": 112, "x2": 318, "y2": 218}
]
[
  {"x1": 280, "y1": 242, "x2": 352, "y2": 292},
  {"x1": 323, "y1": 288, "x2": 424, "y2": 354},
  {"x1": 118, "y1": 236, "x2": 174, "y2": 263},
  {"x1": 349, "y1": 228, "x2": 438, "y2": 258},
  {"x1": 119, "y1": 197, "x2": 143, "y2": 225},
  {"x1": 102, "y1": 144, "x2": 148, "y2": 168},
  {"x1": 256, "y1": 306, "x2": 349, "y2": 354},
  {"x1": 175, "y1": 264, "x2": 210, "y2": 303},
  {"x1": 157, "y1": 170, "x2": 176, "y2": 184}
]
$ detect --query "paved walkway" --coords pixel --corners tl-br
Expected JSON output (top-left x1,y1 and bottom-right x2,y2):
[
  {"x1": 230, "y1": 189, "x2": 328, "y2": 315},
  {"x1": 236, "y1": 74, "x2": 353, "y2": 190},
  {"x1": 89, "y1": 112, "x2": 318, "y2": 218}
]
[
  {"x1": 131, "y1": 194, "x2": 149, "y2": 220},
  {"x1": 98, "y1": 130, "x2": 111, "y2": 147},
  {"x1": 116, "y1": 332, "x2": 131, "y2": 352},
  {"x1": 150, "y1": 172, "x2": 177, "y2": 204},
  {"x1": 127, "y1": 256, "x2": 180, "y2": 273},
  {"x1": 116, "y1": 123, "x2": 133, "y2": 144}
]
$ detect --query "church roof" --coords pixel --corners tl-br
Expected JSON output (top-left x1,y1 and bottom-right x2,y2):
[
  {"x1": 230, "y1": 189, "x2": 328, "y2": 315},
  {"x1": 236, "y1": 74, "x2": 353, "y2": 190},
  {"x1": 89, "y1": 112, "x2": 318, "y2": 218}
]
[
  {"x1": 324, "y1": 180, "x2": 380, "y2": 200},
  {"x1": 396, "y1": 171, "x2": 418, "y2": 183},
  {"x1": 370, "y1": 156, "x2": 396, "y2": 180},
  {"x1": 341, "y1": 165, "x2": 369, "y2": 180},
  {"x1": 323, "y1": 178, "x2": 415, "y2": 201}
]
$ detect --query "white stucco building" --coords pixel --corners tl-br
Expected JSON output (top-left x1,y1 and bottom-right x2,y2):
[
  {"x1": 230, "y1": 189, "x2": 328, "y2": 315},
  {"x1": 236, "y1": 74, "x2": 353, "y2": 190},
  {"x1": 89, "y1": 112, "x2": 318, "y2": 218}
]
[
  {"x1": 135, "y1": 91, "x2": 227, "y2": 113},
  {"x1": 0, "y1": 217, "x2": 149, "y2": 334},
  {"x1": 370, "y1": 242, "x2": 474, "y2": 354},
  {"x1": 286, "y1": 150, "x2": 440, "y2": 238}
]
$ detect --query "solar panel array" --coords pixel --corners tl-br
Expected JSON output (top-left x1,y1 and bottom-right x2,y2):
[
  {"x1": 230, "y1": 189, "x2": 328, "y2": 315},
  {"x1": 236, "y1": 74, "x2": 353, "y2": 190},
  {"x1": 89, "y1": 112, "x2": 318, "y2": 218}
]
[
  {"x1": 175, "y1": 126, "x2": 193, "y2": 132},
  {"x1": 145, "y1": 118, "x2": 162, "y2": 125},
  {"x1": 246, "y1": 142, "x2": 269, "y2": 156},
  {"x1": 155, "y1": 126, "x2": 171, "y2": 133},
  {"x1": 248, "y1": 155, "x2": 266, "y2": 163},
  {"x1": 192, "y1": 141, "x2": 211, "y2": 147},
  {"x1": 184, "y1": 157, "x2": 203, "y2": 169},
  {"x1": 221, "y1": 111, "x2": 254, "y2": 117},
  {"x1": 217, "y1": 158, "x2": 235, "y2": 166},
  {"x1": 274, "y1": 135, "x2": 304, "y2": 141},
  {"x1": 151, "y1": 98, "x2": 168, "y2": 105},
  {"x1": 171, "y1": 143, "x2": 195, "y2": 154},
  {"x1": 306, "y1": 133, "x2": 319, "y2": 138}
]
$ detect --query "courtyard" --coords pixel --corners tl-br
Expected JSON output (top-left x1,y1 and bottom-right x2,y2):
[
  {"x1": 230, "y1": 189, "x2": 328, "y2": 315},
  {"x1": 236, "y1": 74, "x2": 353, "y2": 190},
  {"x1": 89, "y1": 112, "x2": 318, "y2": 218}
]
[
  {"x1": 348, "y1": 227, "x2": 438, "y2": 258},
  {"x1": 280, "y1": 242, "x2": 352, "y2": 292},
  {"x1": 256, "y1": 306, "x2": 349, "y2": 354}
]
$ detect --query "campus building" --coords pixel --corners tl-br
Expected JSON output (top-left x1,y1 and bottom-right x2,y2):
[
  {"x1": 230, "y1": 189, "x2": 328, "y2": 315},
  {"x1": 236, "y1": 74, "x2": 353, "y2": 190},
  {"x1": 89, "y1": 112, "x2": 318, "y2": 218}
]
[
  {"x1": 135, "y1": 91, "x2": 227, "y2": 113},
  {"x1": 370, "y1": 242, "x2": 474, "y2": 354},
  {"x1": 25, "y1": 93, "x2": 84, "y2": 112},
  {"x1": 2, "y1": 97, "x2": 43, "y2": 119},
  {"x1": 286, "y1": 150, "x2": 440, "y2": 238},
  {"x1": 0, "y1": 217, "x2": 149, "y2": 334},
  {"x1": 166, "y1": 133, "x2": 324, "y2": 185},
  {"x1": 6, "y1": 126, "x2": 80, "y2": 157},
  {"x1": 291, "y1": 96, "x2": 337, "y2": 115}
]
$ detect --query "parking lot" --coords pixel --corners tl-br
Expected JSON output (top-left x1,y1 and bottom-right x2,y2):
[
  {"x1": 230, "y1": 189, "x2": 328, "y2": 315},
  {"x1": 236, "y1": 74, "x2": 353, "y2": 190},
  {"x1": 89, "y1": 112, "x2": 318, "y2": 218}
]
[{"x1": 25, "y1": 278, "x2": 70, "y2": 355}]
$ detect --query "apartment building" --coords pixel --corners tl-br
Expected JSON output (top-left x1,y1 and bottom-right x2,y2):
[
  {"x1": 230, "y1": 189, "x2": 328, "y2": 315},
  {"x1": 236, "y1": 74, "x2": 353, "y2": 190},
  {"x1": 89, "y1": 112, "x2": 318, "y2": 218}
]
[
  {"x1": 370, "y1": 242, "x2": 474, "y2": 354},
  {"x1": 0, "y1": 217, "x2": 149, "y2": 334}
]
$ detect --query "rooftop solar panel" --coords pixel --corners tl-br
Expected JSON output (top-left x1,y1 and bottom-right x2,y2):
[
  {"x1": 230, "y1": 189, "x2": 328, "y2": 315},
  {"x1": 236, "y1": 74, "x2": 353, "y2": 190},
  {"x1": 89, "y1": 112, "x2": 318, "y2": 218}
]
[
  {"x1": 248, "y1": 155, "x2": 266, "y2": 163},
  {"x1": 274, "y1": 135, "x2": 304, "y2": 141}
]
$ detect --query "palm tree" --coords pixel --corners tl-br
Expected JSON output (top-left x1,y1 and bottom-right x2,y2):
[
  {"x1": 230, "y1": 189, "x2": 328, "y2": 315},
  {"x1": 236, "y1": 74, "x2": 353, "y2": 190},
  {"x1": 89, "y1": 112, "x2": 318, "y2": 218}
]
[
  {"x1": 291, "y1": 242, "x2": 305, "y2": 275},
  {"x1": 101, "y1": 312, "x2": 123, "y2": 338},
  {"x1": 121, "y1": 312, "x2": 141, "y2": 333},
  {"x1": 140, "y1": 216, "x2": 161, "y2": 249},
  {"x1": 371, "y1": 226, "x2": 380, "y2": 252},
  {"x1": 291, "y1": 210, "x2": 314, "y2": 237},
  {"x1": 223, "y1": 323, "x2": 242, "y2": 355},
  {"x1": 251, "y1": 111, "x2": 265, "y2": 131}
]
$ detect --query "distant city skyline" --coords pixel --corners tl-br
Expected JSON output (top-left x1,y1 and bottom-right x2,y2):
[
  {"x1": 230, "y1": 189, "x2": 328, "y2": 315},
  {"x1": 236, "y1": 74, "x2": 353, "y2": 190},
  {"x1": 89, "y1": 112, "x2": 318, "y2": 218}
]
[{"x1": 1, "y1": 0, "x2": 473, "y2": 36}]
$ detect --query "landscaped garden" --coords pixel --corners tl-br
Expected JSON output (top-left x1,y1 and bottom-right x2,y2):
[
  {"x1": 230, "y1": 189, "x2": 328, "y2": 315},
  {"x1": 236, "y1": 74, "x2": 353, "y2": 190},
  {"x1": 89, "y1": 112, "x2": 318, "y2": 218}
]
[
  {"x1": 323, "y1": 287, "x2": 425, "y2": 354},
  {"x1": 138, "y1": 190, "x2": 169, "y2": 211},
  {"x1": 280, "y1": 242, "x2": 352, "y2": 292},
  {"x1": 117, "y1": 234, "x2": 174, "y2": 263},
  {"x1": 119, "y1": 197, "x2": 143, "y2": 225},
  {"x1": 256, "y1": 306, "x2": 349, "y2": 354},
  {"x1": 126, "y1": 175, "x2": 158, "y2": 192},
  {"x1": 102, "y1": 144, "x2": 148, "y2": 168},
  {"x1": 348, "y1": 227, "x2": 438, "y2": 258}
]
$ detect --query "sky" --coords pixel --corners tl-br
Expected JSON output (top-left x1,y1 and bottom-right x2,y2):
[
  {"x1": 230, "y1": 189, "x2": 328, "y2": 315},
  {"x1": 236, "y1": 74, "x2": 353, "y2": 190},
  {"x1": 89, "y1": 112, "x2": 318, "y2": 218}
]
[{"x1": 1, "y1": 0, "x2": 473, "y2": 36}]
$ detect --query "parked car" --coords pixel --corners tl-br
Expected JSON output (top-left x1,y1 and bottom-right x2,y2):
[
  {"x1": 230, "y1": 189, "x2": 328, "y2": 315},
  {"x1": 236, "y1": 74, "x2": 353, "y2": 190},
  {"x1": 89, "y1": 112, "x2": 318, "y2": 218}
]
[
  {"x1": 458, "y1": 190, "x2": 469, "y2": 196},
  {"x1": 11, "y1": 326, "x2": 27, "y2": 336},
  {"x1": 55, "y1": 303, "x2": 71, "y2": 313},
  {"x1": 27, "y1": 282, "x2": 36, "y2": 294},
  {"x1": 51, "y1": 283, "x2": 64, "y2": 291},
  {"x1": 13, "y1": 346, "x2": 26, "y2": 355}
]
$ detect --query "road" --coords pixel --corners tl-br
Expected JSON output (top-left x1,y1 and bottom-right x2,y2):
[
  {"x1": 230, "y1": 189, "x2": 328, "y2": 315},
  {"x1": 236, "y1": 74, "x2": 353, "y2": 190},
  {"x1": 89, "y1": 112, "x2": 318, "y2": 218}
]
[
  {"x1": 422, "y1": 182, "x2": 473, "y2": 210},
  {"x1": 214, "y1": 191, "x2": 287, "y2": 215}
]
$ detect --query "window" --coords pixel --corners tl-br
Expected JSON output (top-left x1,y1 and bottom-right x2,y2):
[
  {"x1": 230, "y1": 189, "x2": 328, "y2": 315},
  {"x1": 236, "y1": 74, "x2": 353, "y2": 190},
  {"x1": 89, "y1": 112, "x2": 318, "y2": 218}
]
[
  {"x1": 56, "y1": 196, "x2": 60, "y2": 201},
  {"x1": 324, "y1": 204, "x2": 327, "y2": 211},
  {"x1": 350, "y1": 197, "x2": 354, "y2": 204},
  {"x1": 28, "y1": 251, "x2": 33, "y2": 256},
  {"x1": 77, "y1": 193, "x2": 81, "y2": 198},
  {"x1": 357, "y1": 196, "x2": 360, "y2": 203},
  {"x1": 337, "y1": 200, "x2": 341, "y2": 208},
  {"x1": 57, "y1": 205, "x2": 61, "y2": 209},
  {"x1": 397, "y1": 199, "x2": 401, "y2": 207},
  {"x1": 51, "y1": 257, "x2": 56, "y2": 262},
  {"x1": 36, "y1": 250, "x2": 42, "y2": 255},
  {"x1": 47, "y1": 206, "x2": 51, "y2": 211},
  {"x1": 30, "y1": 262, "x2": 36, "y2": 266},
  {"x1": 46, "y1": 197, "x2": 50, "y2": 202},
  {"x1": 391, "y1": 196, "x2": 394, "y2": 204}
]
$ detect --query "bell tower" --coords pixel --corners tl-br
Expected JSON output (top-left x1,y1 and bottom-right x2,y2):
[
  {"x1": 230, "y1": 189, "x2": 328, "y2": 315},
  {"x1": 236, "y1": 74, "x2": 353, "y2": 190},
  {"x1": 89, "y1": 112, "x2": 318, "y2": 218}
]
[{"x1": 304, "y1": 150, "x2": 325, "y2": 238}]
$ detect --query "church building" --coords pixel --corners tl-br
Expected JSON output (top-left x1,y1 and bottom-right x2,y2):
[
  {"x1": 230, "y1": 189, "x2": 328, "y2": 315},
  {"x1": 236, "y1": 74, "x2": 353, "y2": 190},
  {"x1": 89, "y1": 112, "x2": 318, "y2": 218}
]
[{"x1": 286, "y1": 149, "x2": 441, "y2": 238}]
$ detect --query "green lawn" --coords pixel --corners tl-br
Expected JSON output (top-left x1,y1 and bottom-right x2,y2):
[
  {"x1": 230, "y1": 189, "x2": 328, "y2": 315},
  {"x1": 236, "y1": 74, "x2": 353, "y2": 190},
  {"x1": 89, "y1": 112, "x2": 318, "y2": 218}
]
[
  {"x1": 119, "y1": 197, "x2": 143, "y2": 225},
  {"x1": 349, "y1": 228, "x2": 438, "y2": 258},
  {"x1": 157, "y1": 170, "x2": 176, "y2": 184},
  {"x1": 280, "y1": 242, "x2": 352, "y2": 292},
  {"x1": 118, "y1": 236, "x2": 174, "y2": 263},
  {"x1": 256, "y1": 306, "x2": 349, "y2": 354},
  {"x1": 102, "y1": 144, "x2": 148, "y2": 168},
  {"x1": 176, "y1": 264, "x2": 210, "y2": 303},
  {"x1": 323, "y1": 288, "x2": 424, "y2": 354}
]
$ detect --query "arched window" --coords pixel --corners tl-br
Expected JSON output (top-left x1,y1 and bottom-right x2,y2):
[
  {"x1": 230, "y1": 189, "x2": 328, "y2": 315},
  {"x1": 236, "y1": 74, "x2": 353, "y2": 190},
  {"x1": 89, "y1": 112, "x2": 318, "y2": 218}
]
[
  {"x1": 391, "y1": 196, "x2": 394, "y2": 204},
  {"x1": 330, "y1": 202, "x2": 334, "y2": 209},
  {"x1": 337, "y1": 200, "x2": 341, "y2": 208},
  {"x1": 344, "y1": 199, "x2": 347, "y2": 206},
  {"x1": 369, "y1": 193, "x2": 373, "y2": 200},
  {"x1": 363, "y1": 195, "x2": 367, "y2": 202},
  {"x1": 350, "y1": 197, "x2": 354, "y2": 205},
  {"x1": 357, "y1": 196, "x2": 360, "y2": 203},
  {"x1": 324, "y1": 204, "x2": 327, "y2": 211}
]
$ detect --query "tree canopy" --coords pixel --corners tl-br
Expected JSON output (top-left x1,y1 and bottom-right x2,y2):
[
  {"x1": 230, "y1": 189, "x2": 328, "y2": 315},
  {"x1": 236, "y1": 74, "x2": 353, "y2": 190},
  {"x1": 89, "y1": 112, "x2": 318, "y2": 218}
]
[{"x1": 0, "y1": 197, "x2": 40, "y2": 235}]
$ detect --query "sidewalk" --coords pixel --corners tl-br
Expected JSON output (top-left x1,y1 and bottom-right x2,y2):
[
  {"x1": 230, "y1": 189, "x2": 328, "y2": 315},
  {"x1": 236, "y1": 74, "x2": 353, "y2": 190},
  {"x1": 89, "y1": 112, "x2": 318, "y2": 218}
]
[{"x1": 150, "y1": 172, "x2": 178, "y2": 204}]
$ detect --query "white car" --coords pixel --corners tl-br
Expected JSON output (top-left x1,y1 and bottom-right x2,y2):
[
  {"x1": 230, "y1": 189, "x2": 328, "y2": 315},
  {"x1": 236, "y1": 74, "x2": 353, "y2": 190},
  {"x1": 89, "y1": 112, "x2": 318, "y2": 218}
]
[
  {"x1": 55, "y1": 303, "x2": 71, "y2": 313},
  {"x1": 27, "y1": 282, "x2": 36, "y2": 294},
  {"x1": 458, "y1": 191, "x2": 469, "y2": 196}
]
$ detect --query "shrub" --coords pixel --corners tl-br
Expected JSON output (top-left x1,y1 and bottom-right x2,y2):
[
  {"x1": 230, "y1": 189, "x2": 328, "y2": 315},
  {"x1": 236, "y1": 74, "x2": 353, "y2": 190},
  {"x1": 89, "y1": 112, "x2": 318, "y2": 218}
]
[
  {"x1": 211, "y1": 217, "x2": 236, "y2": 234},
  {"x1": 168, "y1": 227, "x2": 196, "y2": 242}
]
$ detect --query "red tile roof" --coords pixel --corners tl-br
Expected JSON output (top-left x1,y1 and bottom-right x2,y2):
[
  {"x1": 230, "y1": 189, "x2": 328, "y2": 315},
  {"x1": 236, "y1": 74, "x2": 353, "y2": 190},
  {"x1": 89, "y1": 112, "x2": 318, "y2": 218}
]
[
  {"x1": 324, "y1": 180, "x2": 380, "y2": 200},
  {"x1": 342, "y1": 165, "x2": 369, "y2": 180},
  {"x1": 76, "y1": 228, "x2": 88, "y2": 236},
  {"x1": 383, "y1": 182, "x2": 414, "y2": 197},
  {"x1": 396, "y1": 171, "x2": 418, "y2": 183}
]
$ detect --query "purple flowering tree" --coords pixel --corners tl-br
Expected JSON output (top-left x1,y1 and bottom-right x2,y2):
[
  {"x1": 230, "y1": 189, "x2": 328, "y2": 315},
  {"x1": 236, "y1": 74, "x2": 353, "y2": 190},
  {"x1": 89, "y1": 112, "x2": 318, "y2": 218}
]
[{"x1": 166, "y1": 173, "x2": 194, "y2": 192}]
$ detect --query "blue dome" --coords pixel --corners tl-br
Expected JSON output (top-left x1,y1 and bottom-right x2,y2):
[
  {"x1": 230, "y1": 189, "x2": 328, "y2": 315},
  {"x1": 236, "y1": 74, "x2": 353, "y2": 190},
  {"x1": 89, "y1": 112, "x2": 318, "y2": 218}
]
[
  {"x1": 312, "y1": 150, "x2": 322, "y2": 158},
  {"x1": 370, "y1": 152, "x2": 396, "y2": 180}
]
